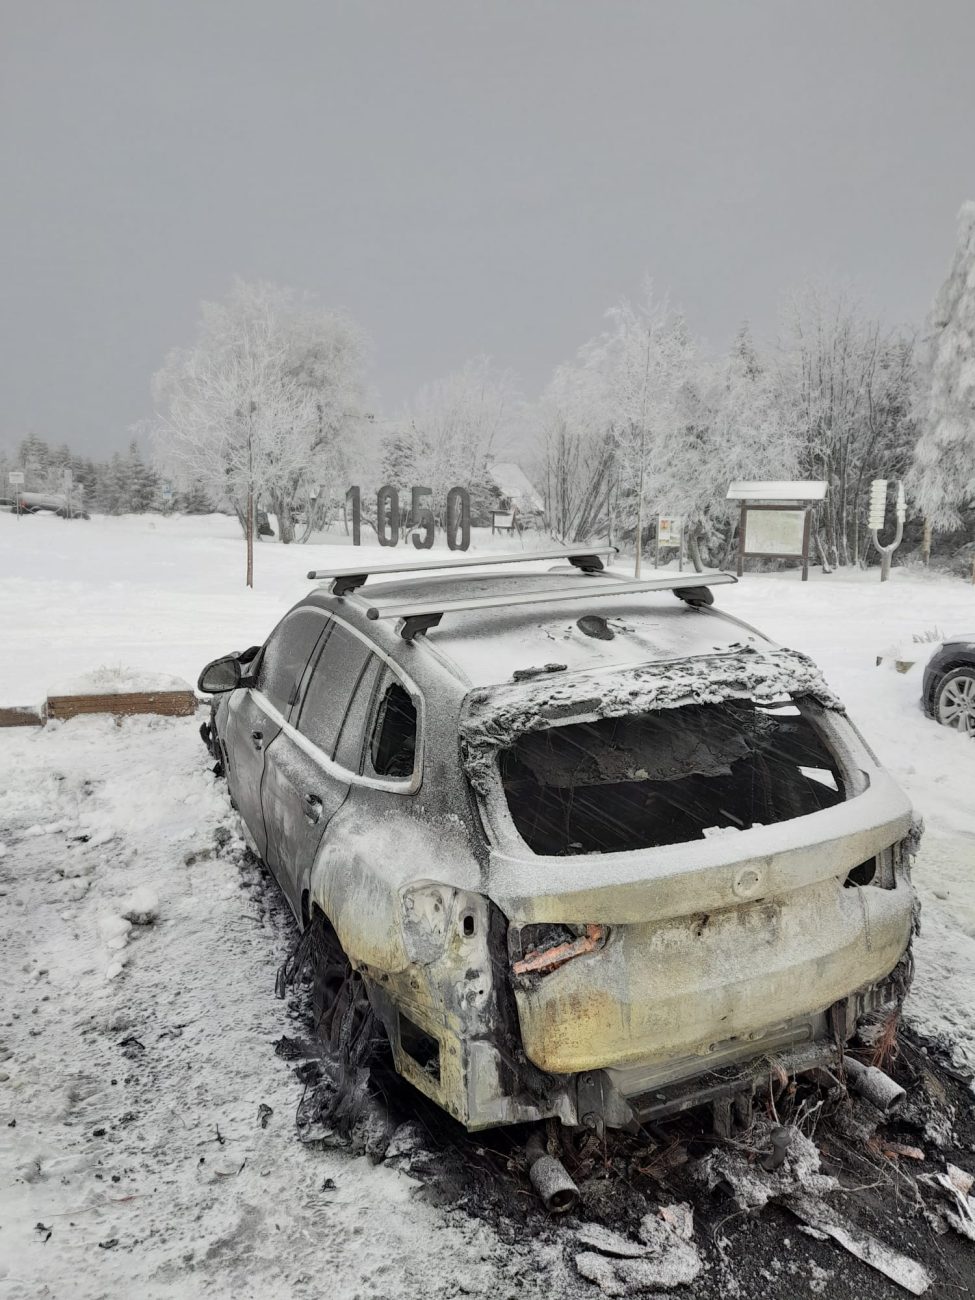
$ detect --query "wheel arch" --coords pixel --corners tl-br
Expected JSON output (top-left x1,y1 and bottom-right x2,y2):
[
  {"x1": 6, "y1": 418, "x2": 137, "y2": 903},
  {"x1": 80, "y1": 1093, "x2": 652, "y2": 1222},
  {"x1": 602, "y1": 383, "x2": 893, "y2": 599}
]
[
  {"x1": 932, "y1": 661, "x2": 975, "y2": 727},
  {"x1": 925, "y1": 655, "x2": 975, "y2": 711}
]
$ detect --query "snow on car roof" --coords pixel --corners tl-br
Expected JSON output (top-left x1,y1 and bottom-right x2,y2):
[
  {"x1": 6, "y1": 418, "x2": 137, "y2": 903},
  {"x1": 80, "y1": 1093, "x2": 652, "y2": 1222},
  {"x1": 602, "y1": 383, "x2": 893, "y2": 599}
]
[{"x1": 359, "y1": 571, "x2": 773, "y2": 687}]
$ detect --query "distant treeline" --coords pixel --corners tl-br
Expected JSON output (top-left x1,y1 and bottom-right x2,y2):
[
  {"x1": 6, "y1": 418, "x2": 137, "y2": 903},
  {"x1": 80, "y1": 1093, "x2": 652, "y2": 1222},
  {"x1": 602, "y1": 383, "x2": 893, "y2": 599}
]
[{"x1": 0, "y1": 434, "x2": 213, "y2": 514}]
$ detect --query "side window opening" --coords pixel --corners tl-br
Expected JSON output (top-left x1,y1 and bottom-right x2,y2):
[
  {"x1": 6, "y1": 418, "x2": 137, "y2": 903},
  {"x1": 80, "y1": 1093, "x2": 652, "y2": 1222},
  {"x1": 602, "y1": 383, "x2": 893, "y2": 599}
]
[
  {"x1": 370, "y1": 680, "x2": 418, "y2": 779},
  {"x1": 256, "y1": 612, "x2": 329, "y2": 718},
  {"x1": 497, "y1": 699, "x2": 845, "y2": 856},
  {"x1": 333, "y1": 655, "x2": 383, "y2": 773},
  {"x1": 295, "y1": 624, "x2": 371, "y2": 758}
]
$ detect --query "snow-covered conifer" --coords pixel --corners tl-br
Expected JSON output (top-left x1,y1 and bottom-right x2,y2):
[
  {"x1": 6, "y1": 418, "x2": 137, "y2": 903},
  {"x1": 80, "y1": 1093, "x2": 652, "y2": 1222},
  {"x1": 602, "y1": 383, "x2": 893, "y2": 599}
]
[{"x1": 911, "y1": 202, "x2": 975, "y2": 530}]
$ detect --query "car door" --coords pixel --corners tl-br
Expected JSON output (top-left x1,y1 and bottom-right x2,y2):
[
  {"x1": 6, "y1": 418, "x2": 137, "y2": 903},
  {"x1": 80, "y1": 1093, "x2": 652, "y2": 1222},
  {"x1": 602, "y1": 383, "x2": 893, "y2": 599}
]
[
  {"x1": 224, "y1": 608, "x2": 330, "y2": 860},
  {"x1": 261, "y1": 620, "x2": 382, "y2": 915}
]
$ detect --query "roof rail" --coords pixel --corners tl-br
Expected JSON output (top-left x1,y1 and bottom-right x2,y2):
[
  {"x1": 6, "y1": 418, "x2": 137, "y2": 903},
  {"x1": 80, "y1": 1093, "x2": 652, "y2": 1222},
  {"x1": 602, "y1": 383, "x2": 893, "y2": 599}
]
[
  {"x1": 308, "y1": 546, "x2": 617, "y2": 595},
  {"x1": 363, "y1": 571, "x2": 737, "y2": 641}
]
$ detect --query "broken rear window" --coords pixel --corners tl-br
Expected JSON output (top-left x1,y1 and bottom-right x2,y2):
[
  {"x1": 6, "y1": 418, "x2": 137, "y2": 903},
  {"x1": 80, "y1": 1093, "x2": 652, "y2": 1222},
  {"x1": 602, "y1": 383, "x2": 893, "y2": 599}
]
[{"x1": 497, "y1": 700, "x2": 845, "y2": 855}]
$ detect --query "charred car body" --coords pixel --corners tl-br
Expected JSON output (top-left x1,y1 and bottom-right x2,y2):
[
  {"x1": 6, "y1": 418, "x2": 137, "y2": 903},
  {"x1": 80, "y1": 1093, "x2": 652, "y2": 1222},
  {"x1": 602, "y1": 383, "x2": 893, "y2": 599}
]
[{"x1": 199, "y1": 548, "x2": 918, "y2": 1133}]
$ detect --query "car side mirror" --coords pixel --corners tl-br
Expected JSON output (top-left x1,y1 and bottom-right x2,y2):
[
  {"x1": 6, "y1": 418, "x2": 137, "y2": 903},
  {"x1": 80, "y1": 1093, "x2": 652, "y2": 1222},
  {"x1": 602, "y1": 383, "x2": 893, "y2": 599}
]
[{"x1": 198, "y1": 655, "x2": 241, "y2": 694}]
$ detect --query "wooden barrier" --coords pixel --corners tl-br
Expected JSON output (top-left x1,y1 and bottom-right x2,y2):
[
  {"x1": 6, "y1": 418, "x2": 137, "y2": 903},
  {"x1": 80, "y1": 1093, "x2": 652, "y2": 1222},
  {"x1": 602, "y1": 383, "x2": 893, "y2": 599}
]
[
  {"x1": 46, "y1": 691, "x2": 198, "y2": 721},
  {"x1": 0, "y1": 705, "x2": 45, "y2": 728},
  {"x1": 0, "y1": 691, "x2": 197, "y2": 727}
]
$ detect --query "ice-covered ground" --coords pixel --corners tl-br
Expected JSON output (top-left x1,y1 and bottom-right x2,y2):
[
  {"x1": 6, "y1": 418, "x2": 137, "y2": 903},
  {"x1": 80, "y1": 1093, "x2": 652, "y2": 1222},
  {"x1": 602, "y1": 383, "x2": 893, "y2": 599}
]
[{"x1": 0, "y1": 510, "x2": 973, "y2": 1296}]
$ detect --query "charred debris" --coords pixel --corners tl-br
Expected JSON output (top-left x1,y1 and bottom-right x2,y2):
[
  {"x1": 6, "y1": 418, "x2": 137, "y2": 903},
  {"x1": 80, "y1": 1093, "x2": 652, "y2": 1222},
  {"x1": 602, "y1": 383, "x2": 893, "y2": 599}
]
[{"x1": 275, "y1": 920, "x2": 975, "y2": 1298}]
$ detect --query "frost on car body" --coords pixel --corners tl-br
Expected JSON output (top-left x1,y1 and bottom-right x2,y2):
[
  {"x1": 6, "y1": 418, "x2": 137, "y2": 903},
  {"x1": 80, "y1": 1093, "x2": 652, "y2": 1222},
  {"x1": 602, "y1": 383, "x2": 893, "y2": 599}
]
[{"x1": 200, "y1": 561, "x2": 919, "y2": 1133}]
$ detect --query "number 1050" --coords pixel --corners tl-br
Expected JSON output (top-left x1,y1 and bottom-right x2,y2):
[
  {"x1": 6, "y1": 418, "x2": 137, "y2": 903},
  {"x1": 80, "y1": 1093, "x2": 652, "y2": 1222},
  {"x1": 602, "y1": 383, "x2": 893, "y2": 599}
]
[{"x1": 345, "y1": 485, "x2": 472, "y2": 551}]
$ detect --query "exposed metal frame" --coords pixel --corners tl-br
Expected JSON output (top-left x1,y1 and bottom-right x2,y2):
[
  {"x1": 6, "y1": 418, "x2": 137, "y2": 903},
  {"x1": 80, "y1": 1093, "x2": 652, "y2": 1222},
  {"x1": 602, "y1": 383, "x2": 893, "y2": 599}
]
[
  {"x1": 364, "y1": 571, "x2": 737, "y2": 641},
  {"x1": 308, "y1": 546, "x2": 618, "y2": 595}
]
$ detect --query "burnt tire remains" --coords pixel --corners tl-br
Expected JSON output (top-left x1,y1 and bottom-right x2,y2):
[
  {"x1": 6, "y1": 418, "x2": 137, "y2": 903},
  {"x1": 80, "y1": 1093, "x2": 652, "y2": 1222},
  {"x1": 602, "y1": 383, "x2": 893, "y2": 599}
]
[{"x1": 277, "y1": 913, "x2": 395, "y2": 1150}]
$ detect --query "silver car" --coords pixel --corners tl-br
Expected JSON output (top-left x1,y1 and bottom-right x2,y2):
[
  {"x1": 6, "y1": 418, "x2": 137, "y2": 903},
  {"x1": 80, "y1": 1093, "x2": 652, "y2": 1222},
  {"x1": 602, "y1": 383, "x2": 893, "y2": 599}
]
[{"x1": 199, "y1": 548, "x2": 918, "y2": 1133}]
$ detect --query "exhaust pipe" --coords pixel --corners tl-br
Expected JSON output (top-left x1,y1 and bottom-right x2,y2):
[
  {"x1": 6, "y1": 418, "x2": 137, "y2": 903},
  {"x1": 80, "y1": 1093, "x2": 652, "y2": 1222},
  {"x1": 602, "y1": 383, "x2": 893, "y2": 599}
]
[
  {"x1": 526, "y1": 1130, "x2": 579, "y2": 1214},
  {"x1": 843, "y1": 1056, "x2": 906, "y2": 1115}
]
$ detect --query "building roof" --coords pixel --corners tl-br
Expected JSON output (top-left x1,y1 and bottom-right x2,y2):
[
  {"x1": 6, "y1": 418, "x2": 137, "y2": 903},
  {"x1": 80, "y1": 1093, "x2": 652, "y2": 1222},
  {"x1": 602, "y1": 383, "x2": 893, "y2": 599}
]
[{"x1": 488, "y1": 461, "x2": 544, "y2": 511}]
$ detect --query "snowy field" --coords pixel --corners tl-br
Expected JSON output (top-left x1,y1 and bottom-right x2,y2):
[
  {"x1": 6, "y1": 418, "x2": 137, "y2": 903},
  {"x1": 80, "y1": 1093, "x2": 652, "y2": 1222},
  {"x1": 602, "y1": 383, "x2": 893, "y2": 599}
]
[{"x1": 1, "y1": 510, "x2": 974, "y2": 1298}]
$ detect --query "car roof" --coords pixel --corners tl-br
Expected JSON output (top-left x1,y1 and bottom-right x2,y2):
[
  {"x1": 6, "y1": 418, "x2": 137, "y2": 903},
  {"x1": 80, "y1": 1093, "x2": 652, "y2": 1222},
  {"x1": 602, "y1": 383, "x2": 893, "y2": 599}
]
[{"x1": 322, "y1": 570, "x2": 774, "y2": 689}]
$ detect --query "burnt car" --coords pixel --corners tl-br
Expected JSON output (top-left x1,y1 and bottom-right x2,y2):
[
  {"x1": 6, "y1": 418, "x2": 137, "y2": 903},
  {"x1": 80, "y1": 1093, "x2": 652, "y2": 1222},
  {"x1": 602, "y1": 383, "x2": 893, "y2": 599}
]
[
  {"x1": 921, "y1": 634, "x2": 975, "y2": 735},
  {"x1": 198, "y1": 547, "x2": 918, "y2": 1133}
]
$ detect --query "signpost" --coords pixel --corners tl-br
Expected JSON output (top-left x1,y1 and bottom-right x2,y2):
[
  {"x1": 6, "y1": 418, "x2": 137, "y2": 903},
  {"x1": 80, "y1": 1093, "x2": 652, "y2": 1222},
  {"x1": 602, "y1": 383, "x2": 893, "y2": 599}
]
[
  {"x1": 654, "y1": 515, "x2": 685, "y2": 570},
  {"x1": 727, "y1": 481, "x2": 828, "y2": 582},
  {"x1": 868, "y1": 479, "x2": 905, "y2": 582},
  {"x1": 8, "y1": 470, "x2": 24, "y2": 520}
]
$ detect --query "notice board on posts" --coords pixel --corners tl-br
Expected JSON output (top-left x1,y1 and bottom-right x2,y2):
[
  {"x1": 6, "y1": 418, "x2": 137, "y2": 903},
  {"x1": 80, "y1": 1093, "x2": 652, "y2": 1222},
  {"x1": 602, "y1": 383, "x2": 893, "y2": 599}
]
[{"x1": 727, "y1": 481, "x2": 827, "y2": 582}]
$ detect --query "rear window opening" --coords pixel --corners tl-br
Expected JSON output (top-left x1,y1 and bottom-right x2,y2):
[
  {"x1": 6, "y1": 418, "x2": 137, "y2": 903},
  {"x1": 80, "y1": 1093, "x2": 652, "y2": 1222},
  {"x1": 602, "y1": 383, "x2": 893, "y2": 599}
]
[
  {"x1": 498, "y1": 700, "x2": 846, "y2": 856},
  {"x1": 371, "y1": 682, "x2": 417, "y2": 778}
]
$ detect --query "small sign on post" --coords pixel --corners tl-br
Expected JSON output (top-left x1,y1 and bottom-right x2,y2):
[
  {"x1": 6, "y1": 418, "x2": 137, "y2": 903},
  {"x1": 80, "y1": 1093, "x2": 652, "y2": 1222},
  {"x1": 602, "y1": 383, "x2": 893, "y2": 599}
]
[
  {"x1": 654, "y1": 515, "x2": 685, "y2": 570},
  {"x1": 8, "y1": 470, "x2": 25, "y2": 520},
  {"x1": 727, "y1": 481, "x2": 828, "y2": 582}
]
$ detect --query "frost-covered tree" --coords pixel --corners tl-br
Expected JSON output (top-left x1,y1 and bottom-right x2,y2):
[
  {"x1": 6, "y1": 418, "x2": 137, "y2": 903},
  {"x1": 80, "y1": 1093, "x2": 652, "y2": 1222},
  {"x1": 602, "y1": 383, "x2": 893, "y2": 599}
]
[
  {"x1": 537, "y1": 357, "x2": 617, "y2": 544},
  {"x1": 537, "y1": 294, "x2": 799, "y2": 569},
  {"x1": 776, "y1": 284, "x2": 918, "y2": 568},
  {"x1": 383, "y1": 358, "x2": 517, "y2": 525},
  {"x1": 911, "y1": 202, "x2": 975, "y2": 535},
  {"x1": 151, "y1": 280, "x2": 369, "y2": 572},
  {"x1": 538, "y1": 292, "x2": 697, "y2": 562},
  {"x1": 687, "y1": 325, "x2": 800, "y2": 567}
]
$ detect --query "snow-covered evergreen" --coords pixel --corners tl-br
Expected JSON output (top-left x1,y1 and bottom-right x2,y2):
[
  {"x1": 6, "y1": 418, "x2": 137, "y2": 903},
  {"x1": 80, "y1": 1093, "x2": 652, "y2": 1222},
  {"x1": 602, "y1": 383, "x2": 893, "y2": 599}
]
[{"x1": 912, "y1": 202, "x2": 975, "y2": 529}]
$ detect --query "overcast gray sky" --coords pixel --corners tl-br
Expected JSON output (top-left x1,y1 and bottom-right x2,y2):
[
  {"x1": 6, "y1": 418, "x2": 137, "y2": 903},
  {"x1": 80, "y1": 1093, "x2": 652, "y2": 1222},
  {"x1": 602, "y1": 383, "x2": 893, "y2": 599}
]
[{"x1": 2, "y1": 0, "x2": 974, "y2": 456}]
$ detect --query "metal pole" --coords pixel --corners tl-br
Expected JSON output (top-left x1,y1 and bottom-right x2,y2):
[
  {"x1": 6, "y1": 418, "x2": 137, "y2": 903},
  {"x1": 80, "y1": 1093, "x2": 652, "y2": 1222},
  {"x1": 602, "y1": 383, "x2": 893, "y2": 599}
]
[
  {"x1": 246, "y1": 489, "x2": 254, "y2": 588},
  {"x1": 737, "y1": 504, "x2": 746, "y2": 577},
  {"x1": 634, "y1": 440, "x2": 645, "y2": 578},
  {"x1": 245, "y1": 400, "x2": 256, "y2": 588},
  {"x1": 635, "y1": 327, "x2": 652, "y2": 579},
  {"x1": 869, "y1": 481, "x2": 904, "y2": 582}
]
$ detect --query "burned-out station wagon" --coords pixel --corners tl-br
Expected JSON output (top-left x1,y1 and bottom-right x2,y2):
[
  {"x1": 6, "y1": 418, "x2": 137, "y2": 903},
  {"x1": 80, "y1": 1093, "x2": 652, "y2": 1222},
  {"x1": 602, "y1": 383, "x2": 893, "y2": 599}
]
[{"x1": 199, "y1": 548, "x2": 918, "y2": 1139}]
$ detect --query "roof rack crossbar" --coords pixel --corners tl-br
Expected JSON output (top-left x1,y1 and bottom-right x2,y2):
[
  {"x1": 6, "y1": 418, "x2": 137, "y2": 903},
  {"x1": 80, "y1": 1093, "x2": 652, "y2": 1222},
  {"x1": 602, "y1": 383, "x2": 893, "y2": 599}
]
[
  {"x1": 308, "y1": 546, "x2": 617, "y2": 595},
  {"x1": 364, "y1": 571, "x2": 737, "y2": 640}
]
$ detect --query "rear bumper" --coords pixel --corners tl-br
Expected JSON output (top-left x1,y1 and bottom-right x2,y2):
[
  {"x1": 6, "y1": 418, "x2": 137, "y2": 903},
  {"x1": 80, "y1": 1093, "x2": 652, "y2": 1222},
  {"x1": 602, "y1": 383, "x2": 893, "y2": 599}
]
[
  {"x1": 511, "y1": 871, "x2": 913, "y2": 1076},
  {"x1": 372, "y1": 953, "x2": 911, "y2": 1133},
  {"x1": 363, "y1": 863, "x2": 914, "y2": 1132}
]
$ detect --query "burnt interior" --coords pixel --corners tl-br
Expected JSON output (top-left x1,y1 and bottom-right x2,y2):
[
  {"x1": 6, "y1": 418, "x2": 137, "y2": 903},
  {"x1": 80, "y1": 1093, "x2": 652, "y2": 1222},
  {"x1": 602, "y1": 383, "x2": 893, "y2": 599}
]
[
  {"x1": 371, "y1": 683, "x2": 417, "y2": 778},
  {"x1": 498, "y1": 699, "x2": 845, "y2": 855}
]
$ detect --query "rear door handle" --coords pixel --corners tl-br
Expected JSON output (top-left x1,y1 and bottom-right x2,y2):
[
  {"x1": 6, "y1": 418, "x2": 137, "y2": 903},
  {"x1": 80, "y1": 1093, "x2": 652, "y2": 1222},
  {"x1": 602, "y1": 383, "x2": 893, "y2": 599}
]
[
  {"x1": 250, "y1": 729, "x2": 264, "y2": 750},
  {"x1": 303, "y1": 792, "x2": 323, "y2": 824}
]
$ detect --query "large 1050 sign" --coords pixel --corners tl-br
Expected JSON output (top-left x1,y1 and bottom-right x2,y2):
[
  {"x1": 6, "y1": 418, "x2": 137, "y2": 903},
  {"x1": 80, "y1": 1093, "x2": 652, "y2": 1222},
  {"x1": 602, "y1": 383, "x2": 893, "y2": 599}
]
[{"x1": 346, "y1": 485, "x2": 471, "y2": 550}]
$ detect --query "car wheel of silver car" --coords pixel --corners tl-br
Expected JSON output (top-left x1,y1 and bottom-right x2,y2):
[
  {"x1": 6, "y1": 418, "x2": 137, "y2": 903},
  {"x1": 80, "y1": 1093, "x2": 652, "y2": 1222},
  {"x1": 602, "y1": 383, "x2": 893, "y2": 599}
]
[
  {"x1": 935, "y1": 668, "x2": 975, "y2": 735},
  {"x1": 309, "y1": 913, "x2": 377, "y2": 1058}
]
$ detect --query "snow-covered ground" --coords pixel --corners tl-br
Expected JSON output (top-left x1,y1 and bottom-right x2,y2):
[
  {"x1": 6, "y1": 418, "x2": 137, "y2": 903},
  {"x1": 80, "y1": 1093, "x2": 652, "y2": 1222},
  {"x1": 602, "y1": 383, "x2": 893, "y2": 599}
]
[
  {"x1": 0, "y1": 716, "x2": 564, "y2": 1299},
  {"x1": 1, "y1": 511, "x2": 973, "y2": 1296}
]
